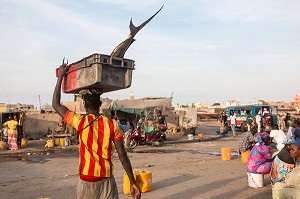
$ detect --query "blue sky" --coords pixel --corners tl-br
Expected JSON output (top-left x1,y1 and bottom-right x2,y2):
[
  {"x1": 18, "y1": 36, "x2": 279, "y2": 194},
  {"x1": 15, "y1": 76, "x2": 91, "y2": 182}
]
[{"x1": 0, "y1": 0, "x2": 299, "y2": 107}]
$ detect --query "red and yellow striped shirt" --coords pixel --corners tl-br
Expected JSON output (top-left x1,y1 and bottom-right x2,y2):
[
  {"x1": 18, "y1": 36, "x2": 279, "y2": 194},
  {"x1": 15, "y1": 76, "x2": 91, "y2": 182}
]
[{"x1": 64, "y1": 110, "x2": 124, "y2": 179}]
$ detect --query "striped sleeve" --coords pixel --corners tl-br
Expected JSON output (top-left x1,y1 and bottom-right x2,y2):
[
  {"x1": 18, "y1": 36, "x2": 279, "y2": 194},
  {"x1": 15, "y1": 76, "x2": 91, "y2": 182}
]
[
  {"x1": 113, "y1": 121, "x2": 124, "y2": 142},
  {"x1": 63, "y1": 110, "x2": 83, "y2": 131}
]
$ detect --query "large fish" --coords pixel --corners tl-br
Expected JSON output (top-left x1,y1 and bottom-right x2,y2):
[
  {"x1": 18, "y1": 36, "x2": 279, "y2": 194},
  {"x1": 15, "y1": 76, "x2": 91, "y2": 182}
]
[{"x1": 110, "y1": 5, "x2": 163, "y2": 58}]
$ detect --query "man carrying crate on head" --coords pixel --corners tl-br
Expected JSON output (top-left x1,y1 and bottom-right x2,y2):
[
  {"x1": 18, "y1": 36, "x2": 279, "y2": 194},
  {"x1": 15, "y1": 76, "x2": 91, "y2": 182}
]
[{"x1": 52, "y1": 63, "x2": 141, "y2": 199}]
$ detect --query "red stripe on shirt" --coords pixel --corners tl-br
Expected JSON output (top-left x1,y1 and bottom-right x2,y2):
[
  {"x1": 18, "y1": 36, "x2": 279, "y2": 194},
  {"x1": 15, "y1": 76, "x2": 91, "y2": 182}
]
[
  {"x1": 87, "y1": 115, "x2": 96, "y2": 176},
  {"x1": 97, "y1": 117, "x2": 106, "y2": 177},
  {"x1": 108, "y1": 119, "x2": 115, "y2": 176},
  {"x1": 78, "y1": 116, "x2": 86, "y2": 173}
]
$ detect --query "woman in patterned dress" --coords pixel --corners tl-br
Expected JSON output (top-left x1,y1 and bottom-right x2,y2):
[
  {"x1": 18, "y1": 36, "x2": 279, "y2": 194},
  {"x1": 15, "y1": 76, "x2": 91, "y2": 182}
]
[{"x1": 247, "y1": 132, "x2": 273, "y2": 174}]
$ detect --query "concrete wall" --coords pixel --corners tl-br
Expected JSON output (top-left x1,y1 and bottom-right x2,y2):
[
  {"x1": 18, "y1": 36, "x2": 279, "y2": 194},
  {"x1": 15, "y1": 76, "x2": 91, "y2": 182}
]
[{"x1": 24, "y1": 113, "x2": 62, "y2": 139}]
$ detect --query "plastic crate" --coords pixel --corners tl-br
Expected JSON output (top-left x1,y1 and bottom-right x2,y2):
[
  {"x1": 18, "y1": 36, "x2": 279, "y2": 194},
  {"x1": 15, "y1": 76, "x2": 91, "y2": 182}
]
[{"x1": 57, "y1": 54, "x2": 135, "y2": 94}]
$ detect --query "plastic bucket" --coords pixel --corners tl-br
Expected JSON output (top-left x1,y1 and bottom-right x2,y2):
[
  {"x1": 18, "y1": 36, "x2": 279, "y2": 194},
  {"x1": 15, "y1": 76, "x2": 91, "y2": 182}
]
[
  {"x1": 173, "y1": 128, "x2": 177, "y2": 134},
  {"x1": 59, "y1": 138, "x2": 65, "y2": 146},
  {"x1": 247, "y1": 173, "x2": 264, "y2": 188},
  {"x1": 21, "y1": 138, "x2": 27, "y2": 148},
  {"x1": 197, "y1": 134, "x2": 203, "y2": 139},
  {"x1": 54, "y1": 139, "x2": 60, "y2": 146},
  {"x1": 187, "y1": 134, "x2": 193, "y2": 140},
  {"x1": 241, "y1": 150, "x2": 251, "y2": 163},
  {"x1": 47, "y1": 140, "x2": 54, "y2": 148},
  {"x1": 0, "y1": 141, "x2": 7, "y2": 151},
  {"x1": 221, "y1": 148, "x2": 231, "y2": 161}
]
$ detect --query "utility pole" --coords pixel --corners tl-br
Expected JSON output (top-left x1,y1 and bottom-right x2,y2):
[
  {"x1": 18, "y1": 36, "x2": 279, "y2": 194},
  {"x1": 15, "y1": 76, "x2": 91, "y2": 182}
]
[{"x1": 38, "y1": 95, "x2": 42, "y2": 111}]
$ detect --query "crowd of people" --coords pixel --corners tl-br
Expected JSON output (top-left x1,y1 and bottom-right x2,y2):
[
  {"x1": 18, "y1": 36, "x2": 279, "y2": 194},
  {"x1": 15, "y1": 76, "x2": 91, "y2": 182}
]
[
  {"x1": 1, "y1": 115, "x2": 23, "y2": 150},
  {"x1": 238, "y1": 118, "x2": 300, "y2": 198}
]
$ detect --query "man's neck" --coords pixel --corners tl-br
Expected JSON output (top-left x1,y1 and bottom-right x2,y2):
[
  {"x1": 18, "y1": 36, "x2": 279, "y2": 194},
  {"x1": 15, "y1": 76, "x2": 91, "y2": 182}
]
[{"x1": 86, "y1": 108, "x2": 100, "y2": 116}]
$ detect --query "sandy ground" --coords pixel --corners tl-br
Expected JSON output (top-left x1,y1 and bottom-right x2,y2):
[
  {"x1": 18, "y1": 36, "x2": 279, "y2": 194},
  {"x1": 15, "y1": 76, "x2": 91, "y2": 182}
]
[{"x1": 0, "y1": 126, "x2": 272, "y2": 199}]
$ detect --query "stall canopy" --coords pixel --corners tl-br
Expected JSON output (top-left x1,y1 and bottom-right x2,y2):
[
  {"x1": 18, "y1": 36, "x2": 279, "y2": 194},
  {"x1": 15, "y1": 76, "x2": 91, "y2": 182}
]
[{"x1": 102, "y1": 98, "x2": 172, "y2": 115}]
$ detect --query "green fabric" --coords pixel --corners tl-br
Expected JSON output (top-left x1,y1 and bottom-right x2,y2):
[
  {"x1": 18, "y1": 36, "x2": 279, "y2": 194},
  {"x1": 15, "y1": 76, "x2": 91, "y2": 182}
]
[
  {"x1": 144, "y1": 126, "x2": 154, "y2": 133},
  {"x1": 112, "y1": 108, "x2": 146, "y2": 115}
]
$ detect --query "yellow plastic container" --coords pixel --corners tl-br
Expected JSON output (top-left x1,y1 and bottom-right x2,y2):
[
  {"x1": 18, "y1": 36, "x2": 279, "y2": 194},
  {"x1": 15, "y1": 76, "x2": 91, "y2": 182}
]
[
  {"x1": 221, "y1": 148, "x2": 231, "y2": 161},
  {"x1": 47, "y1": 139, "x2": 54, "y2": 148},
  {"x1": 0, "y1": 141, "x2": 7, "y2": 151},
  {"x1": 241, "y1": 150, "x2": 251, "y2": 163},
  {"x1": 59, "y1": 138, "x2": 65, "y2": 146},
  {"x1": 54, "y1": 139, "x2": 60, "y2": 146},
  {"x1": 123, "y1": 172, "x2": 137, "y2": 195},
  {"x1": 21, "y1": 138, "x2": 27, "y2": 148},
  {"x1": 173, "y1": 128, "x2": 177, "y2": 134},
  {"x1": 136, "y1": 170, "x2": 152, "y2": 193},
  {"x1": 197, "y1": 134, "x2": 203, "y2": 139}
]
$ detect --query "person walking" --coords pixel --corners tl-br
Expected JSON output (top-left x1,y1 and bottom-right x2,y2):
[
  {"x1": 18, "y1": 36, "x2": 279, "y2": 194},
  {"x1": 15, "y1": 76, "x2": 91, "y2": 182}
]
[
  {"x1": 219, "y1": 111, "x2": 227, "y2": 134},
  {"x1": 246, "y1": 113, "x2": 254, "y2": 132},
  {"x1": 52, "y1": 63, "x2": 141, "y2": 199},
  {"x1": 229, "y1": 111, "x2": 237, "y2": 137},
  {"x1": 256, "y1": 111, "x2": 262, "y2": 133}
]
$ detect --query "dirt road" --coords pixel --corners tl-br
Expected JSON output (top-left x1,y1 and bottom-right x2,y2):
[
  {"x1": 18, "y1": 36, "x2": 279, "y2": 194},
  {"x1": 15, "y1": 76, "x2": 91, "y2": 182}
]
[{"x1": 0, "y1": 133, "x2": 272, "y2": 199}]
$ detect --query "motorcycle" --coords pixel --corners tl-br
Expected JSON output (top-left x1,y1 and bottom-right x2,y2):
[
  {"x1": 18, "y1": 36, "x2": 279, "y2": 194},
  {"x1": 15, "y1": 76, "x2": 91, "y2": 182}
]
[{"x1": 127, "y1": 124, "x2": 167, "y2": 149}]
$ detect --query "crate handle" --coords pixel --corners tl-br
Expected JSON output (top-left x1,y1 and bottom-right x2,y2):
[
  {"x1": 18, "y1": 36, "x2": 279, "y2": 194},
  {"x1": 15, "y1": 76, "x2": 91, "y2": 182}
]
[{"x1": 110, "y1": 57, "x2": 124, "y2": 67}]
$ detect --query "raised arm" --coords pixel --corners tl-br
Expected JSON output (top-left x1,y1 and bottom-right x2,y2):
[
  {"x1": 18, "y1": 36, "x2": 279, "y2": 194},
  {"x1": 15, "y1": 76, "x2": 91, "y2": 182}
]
[
  {"x1": 52, "y1": 63, "x2": 69, "y2": 118},
  {"x1": 115, "y1": 140, "x2": 141, "y2": 199}
]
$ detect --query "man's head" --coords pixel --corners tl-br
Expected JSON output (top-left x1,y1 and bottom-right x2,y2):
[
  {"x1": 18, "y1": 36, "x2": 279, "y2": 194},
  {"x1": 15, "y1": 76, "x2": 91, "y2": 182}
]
[
  {"x1": 82, "y1": 94, "x2": 101, "y2": 111},
  {"x1": 292, "y1": 119, "x2": 299, "y2": 128},
  {"x1": 13, "y1": 116, "x2": 17, "y2": 121},
  {"x1": 289, "y1": 140, "x2": 300, "y2": 160},
  {"x1": 271, "y1": 124, "x2": 279, "y2": 130},
  {"x1": 157, "y1": 110, "x2": 162, "y2": 116}
]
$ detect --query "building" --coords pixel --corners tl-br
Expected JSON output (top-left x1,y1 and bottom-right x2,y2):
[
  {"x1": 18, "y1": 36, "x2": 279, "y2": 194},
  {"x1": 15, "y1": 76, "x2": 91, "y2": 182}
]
[
  {"x1": 0, "y1": 103, "x2": 38, "y2": 114},
  {"x1": 294, "y1": 93, "x2": 300, "y2": 111}
]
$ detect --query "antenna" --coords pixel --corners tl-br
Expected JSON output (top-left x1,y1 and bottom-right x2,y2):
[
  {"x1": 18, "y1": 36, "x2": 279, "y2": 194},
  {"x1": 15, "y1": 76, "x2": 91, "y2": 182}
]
[
  {"x1": 5, "y1": 91, "x2": 10, "y2": 104},
  {"x1": 38, "y1": 95, "x2": 42, "y2": 111}
]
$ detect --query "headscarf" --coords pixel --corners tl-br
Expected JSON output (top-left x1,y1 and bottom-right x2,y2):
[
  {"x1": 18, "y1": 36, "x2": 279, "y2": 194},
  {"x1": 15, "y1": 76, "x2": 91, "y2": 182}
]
[
  {"x1": 118, "y1": 124, "x2": 130, "y2": 132},
  {"x1": 292, "y1": 140, "x2": 300, "y2": 149},
  {"x1": 258, "y1": 132, "x2": 269, "y2": 145},
  {"x1": 285, "y1": 136, "x2": 295, "y2": 145},
  {"x1": 277, "y1": 136, "x2": 296, "y2": 164}
]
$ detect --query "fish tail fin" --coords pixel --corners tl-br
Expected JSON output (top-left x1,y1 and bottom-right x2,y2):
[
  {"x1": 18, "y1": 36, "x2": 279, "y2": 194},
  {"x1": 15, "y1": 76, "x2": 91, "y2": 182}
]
[{"x1": 129, "y1": 5, "x2": 164, "y2": 37}]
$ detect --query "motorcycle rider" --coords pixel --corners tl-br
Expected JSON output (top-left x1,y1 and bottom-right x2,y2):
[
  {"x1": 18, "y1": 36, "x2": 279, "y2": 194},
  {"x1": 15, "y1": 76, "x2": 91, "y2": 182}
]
[{"x1": 156, "y1": 110, "x2": 167, "y2": 129}]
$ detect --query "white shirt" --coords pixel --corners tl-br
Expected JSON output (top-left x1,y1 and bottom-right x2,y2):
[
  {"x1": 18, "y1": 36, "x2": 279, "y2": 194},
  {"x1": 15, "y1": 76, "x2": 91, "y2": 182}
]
[
  {"x1": 286, "y1": 127, "x2": 293, "y2": 139},
  {"x1": 230, "y1": 115, "x2": 236, "y2": 125},
  {"x1": 256, "y1": 114, "x2": 261, "y2": 123},
  {"x1": 270, "y1": 129, "x2": 287, "y2": 150}
]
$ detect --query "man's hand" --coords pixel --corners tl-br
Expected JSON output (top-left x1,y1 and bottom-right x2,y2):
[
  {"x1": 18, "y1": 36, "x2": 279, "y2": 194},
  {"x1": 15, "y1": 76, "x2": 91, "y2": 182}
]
[
  {"x1": 131, "y1": 184, "x2": 141, "y2": 199},
  {"x1": 115, "y1": 140, "x2": 141, "y2": 198},
  {"x1": 58, "y1": 62, "x2": 70, "y2": 77},
  {"x1": 52, "y1": 59, "x2": 70, "y2": 118}
]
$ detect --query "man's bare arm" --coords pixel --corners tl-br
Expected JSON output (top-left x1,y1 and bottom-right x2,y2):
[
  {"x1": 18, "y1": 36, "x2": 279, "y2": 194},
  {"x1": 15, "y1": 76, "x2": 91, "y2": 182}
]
[
  {"x1": 52, "y1": 63, "x2": 69, "y2": 118},
  {"x1": 115, "y1": 140, "x2": 141, "y2": 199}
]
